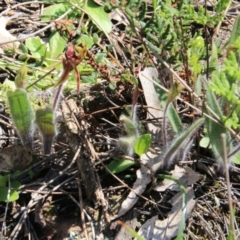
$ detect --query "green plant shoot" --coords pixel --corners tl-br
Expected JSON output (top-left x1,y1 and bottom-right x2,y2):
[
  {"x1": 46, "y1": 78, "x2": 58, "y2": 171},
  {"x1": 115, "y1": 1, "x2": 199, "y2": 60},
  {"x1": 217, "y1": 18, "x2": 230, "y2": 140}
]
[
  {"x1": 15, "y1": 60, "x2": 28, "y2": 88},
  {"x1": 134, "y1": 134, "x2": 152, "y2": 156},
  {"x1": 7, "y1": 89, "x2": 34, "y2": 148},
  {"x1": 35, "y1": 107, "x2": 55, "y2": 155}
]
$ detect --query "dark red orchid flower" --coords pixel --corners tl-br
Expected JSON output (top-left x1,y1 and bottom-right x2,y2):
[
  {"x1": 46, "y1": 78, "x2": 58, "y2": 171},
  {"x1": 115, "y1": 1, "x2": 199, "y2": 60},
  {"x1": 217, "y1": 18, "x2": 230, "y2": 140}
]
[{"x1": 56, "y1": 43, "x2": 87, "y2": 93}]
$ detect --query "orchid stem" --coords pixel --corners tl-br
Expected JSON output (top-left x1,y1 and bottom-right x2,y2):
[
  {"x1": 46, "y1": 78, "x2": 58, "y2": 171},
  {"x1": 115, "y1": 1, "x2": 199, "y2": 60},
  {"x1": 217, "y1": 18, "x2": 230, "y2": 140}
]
[{"x1": 53, "y1": 84, "x2": 64, "y2": 111}]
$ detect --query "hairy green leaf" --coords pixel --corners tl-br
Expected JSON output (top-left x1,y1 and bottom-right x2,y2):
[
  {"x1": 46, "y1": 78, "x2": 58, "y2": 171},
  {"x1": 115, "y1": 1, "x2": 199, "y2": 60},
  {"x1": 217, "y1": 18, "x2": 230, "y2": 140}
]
[
  {"x1": 134, "y1": 134, "x2": 152, "y2": 156},
  {"x1": 7, "y1": 89, "x2": 34, "y2": 148},
  {"x1": 35, "y1": 107, "x2": 55, "y2": 154},
  {"x1": 120, "y1": 114, "x2": 138, "y2": 136},
  {"x1": 152, "y1": 118, "x2": 204, "y2": 172},
  {"x1": 204, "y1": 80, "x2": 230, "y2": 161},
  {"x1": 118, "y1": 136, "x2": 136, "y2": 156},
  {"x1": 155, "y1": 86, "x2": 182, "y2": 134},
  {"x1": 163, "y1": 118, "x2": 204, "y2": 168},
  {"x1": 15, "y1": 60, "x2": 28, "y2": 88}
]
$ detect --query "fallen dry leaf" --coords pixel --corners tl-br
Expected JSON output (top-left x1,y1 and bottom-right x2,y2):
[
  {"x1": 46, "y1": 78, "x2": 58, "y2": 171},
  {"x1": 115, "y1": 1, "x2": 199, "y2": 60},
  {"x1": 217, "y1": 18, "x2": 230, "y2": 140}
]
[
  {"x1": 0, "y1": 16, "x2": 20, "y2": 53},
  {"x1": 139, "y1": 67, "x2": 163, "y2": 138},
  {"x1": 113, "y1": 164, "x2": 152, "y2": 220},
  {"x1": 109, "y1": 8, "x2": 129, "y2": 26},
  {"x1": 112, "y1": 151, "x2": 159, "y2": 220},
  {"x1": 137, "y1": 187, "x2": 196, "y2": 240},
  {"x1": 135, "y1": 166, "x2": 201, "y2": 239}
]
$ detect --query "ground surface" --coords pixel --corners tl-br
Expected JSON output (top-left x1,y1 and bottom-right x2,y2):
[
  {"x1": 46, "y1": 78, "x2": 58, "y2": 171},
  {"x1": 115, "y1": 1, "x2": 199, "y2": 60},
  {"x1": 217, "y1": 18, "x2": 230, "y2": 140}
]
[{"x1": 0, "y1": 1, "x2": 240, "y2": 240}]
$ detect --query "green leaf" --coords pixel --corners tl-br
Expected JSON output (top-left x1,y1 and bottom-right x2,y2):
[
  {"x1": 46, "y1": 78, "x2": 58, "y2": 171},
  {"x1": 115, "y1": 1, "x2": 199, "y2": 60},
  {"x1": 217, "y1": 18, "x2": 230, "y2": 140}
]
[
  {"x1": 76, "y1": 34, "x2": 94, "y2": 49},
  {"x1": 215, "y1": 0, "x2": 231, "y2": 13},
  {"x1": 95, "y1": 52, "x2": 107, "y2": 63},
  {"x1": 230, "y1": 152, "x2": 240, "y2": 164},
  {"x1": 41, "y1": 3, "x2": 69, "y2": 22},
  {"x1": 204, "y1": 80, "x2": 230, "y2": 161},
  {"x1": 199, "y1": 137, "x2": 211, "y2": 149},
  {"x1": 48, "y1": 31, "x2": 67, "y2": 60},
  {"x1": 120, "y1": 114, "x2": 138, "y2": 136},
  {"x1": 0, "y1": 179, "x2": 20, "y2": 202},
  {"x1": 227, "y1": 144, "x2": 240, "y2": 164},
  {"x1": 25, "y1": 37, "x2": 46, "y2": 59},
  {"x1": 35, "y1": 107, "x2": 56, "y2": 155},
  {"x1": 7, "y1": 89, "x2": 34, "y2": 147},
  {"x1": 84, "y1": 0, "x2": 112, "y2": 34},
  {"x1": 209, "y1": 41, "x2": 218, "y2": 71},
  {"x1": 107, "y1": 158, "x2": 136, "y2": 174},
  {"x1": 158, "y1": 118, "x2": 204, "y2": 170},
  {"x1": 15, "y1": 60, "x2": 28, "y2": 88},
  {"x1": 118, "y1": 136, "x2": 136, "y2": 156},
  {"x1": 155, "y1": 86, "x2": 182, "y2": 134},
  {"x1": 0, "y1": 175, "x2": 7, "y2": 186},
  {"x1": 9, "y1": 181, "x2": 21, "y2": 202},
  {"x1": 167, "y1": 82, "x2": 181, "y2": 105},
  {"x1": 81, "y1": 72, "x2": 98, "y2": 84},
  {"x1": 134, "y1": 134, "x2": 152, "y2": 156},
  {"x1": 18, "y1": 54, "x2": 28, "y2": 61},
  {"x1": 35, "y1": 107, "x2": 55, "y2": 137},
  {"x1": 19, "y1": 43, "x2": 28, "y2": 54},
  {"x1": 224, "y1": 15, "x2": 240, "y2": 49},
  {"x1": 152, "y1": 0, "x2": 157, "y2": 10}
]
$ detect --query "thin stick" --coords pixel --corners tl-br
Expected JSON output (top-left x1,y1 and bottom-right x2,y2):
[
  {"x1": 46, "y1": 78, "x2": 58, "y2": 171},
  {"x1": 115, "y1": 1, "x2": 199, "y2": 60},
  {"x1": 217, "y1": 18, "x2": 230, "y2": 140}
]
[
  {"x1": 77, "y1": 174, "x2": 89, "y2": 240},
  {"x1": 10, "y1": 147, "x2": 81, "y2": 239},
  {"x1": 221, "y1": 133, "x2": 236, "y2": 240},
  {"x1": 1, "y1": 175, "x2": 11, "y2": 237}
]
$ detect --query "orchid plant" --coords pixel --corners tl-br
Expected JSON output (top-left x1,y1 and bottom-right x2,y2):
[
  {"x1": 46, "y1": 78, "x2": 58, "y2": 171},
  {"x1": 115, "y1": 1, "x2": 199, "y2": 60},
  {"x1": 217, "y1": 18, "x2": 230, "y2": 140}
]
[{"x1": 7, "y1": 42, "x2": 87, "y2": 154}]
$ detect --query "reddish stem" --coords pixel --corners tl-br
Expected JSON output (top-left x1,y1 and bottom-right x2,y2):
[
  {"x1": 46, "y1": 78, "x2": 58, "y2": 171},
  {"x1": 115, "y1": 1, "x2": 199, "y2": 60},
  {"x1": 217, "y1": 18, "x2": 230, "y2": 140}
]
[{"x1": 52, "y1": 65, "x2": 72, "y2": 111}]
